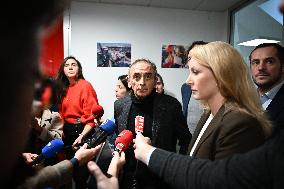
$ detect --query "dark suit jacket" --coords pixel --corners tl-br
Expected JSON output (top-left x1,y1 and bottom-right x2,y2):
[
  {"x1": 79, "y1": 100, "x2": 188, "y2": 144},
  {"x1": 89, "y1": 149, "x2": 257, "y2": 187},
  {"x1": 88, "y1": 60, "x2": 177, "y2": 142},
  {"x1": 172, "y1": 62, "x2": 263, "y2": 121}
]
[
  {"x1": 181, "y1": 83, "x2": 192, "y2": 118},
  {"x1": 188, "y1": 104, "x2": 265, "y2": 160},
  {"x1": 148, "y1": 129, "x2": 284, "y2": 189},
  {"x1": 114, "y1": 93, "x2": 191, "y2": 153},
  {"x1": 266, "y1": 84, "x2": 284, "y2": 131}
]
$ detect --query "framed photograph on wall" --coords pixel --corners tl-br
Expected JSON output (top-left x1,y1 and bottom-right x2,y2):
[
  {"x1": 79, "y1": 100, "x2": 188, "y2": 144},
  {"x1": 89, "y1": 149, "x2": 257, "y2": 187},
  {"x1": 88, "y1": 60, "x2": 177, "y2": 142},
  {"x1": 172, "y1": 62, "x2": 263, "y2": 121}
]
[
  {"x1": 161, "y1": 44, "x2": 189, "y2": 68},
  {"x1": 97, "y1": 42, "x2": 131, "y2": 67}
]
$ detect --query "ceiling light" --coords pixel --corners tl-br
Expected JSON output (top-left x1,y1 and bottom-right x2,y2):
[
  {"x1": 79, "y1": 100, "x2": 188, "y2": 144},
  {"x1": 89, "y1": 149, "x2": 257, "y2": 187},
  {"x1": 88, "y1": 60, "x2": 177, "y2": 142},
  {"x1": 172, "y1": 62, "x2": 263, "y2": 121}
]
[{"x1": 238, "y1": 39, "x2": 280, "y2": 46}]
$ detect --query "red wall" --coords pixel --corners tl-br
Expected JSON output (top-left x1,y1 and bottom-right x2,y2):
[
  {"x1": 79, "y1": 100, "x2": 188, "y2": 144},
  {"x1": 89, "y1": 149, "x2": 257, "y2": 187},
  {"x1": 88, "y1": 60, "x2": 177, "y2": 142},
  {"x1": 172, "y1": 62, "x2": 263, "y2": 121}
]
[{"x1": 40, "y1": 18, "x2": 64, "y2": 77}]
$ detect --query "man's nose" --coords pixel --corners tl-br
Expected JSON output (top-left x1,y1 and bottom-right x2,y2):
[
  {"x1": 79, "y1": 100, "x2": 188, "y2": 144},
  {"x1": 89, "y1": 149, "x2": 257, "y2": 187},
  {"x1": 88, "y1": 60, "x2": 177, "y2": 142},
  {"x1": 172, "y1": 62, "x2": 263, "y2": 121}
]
[
  {"x1": 257, "y1": 62, "x2": 266, "y2": 70},
  {"x1": 139, "y1": 77, "x2": 146, "y2": 85}
]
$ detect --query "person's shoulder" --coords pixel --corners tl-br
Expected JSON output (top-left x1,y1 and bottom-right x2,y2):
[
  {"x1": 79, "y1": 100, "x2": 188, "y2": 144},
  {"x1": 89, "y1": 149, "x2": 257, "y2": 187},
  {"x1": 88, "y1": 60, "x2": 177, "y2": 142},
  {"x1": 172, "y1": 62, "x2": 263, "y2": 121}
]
[
  {"x1": 157, "y1": 93, "x2": 180, "y2": 105},
  {"x1": 222, "y1": 108, "x2": 260, "y2": 128},
  {"x1": 78, "y1": 79, "x2": 94, "y2": 89},
  {"x1": 275, "y1": 83, "x2": 284, "y2": 97},
  {"x1": 114, "y1": 95, "x2": 131, "y2": 106},
  {"x1": 78, "y1": 79, "x2": 90, "y2": 85}
]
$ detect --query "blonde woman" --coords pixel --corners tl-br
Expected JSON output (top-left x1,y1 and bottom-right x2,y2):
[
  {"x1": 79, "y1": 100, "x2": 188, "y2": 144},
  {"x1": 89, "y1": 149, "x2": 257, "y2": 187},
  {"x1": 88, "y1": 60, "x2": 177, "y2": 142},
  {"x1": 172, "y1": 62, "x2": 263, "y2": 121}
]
[{"x1": 186, "y1": 41, "x2": 271, "y2": 160}]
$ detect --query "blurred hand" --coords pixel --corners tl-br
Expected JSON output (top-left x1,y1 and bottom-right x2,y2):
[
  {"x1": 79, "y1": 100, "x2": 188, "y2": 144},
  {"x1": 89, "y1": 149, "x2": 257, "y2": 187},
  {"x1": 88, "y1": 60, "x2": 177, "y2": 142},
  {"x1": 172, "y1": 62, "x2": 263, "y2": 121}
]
[
  {"x1": 22, "y1": 153, "x2": 38, "y2": 165},
  {"x1": 30, "y1": 117, "x2": 42, "y2": 134},
  {"x1": 72, "y1": 134, "x2": 84, "y2": 150},
  {"x1": 94, "y1": 118, "x2": 103, "y2": 127},
  {"x1": 133, "y1": 132, "x2": 154, "y2": 164},
  {"x1": 74, "y1": 143, "x2": 102, "y2": 166},
  {"x1": 107, "y1": 151, "x2": 125, "y2": 177},
  {"x1": 88, "y1": 161, "x2": 119, "y2": 189}
]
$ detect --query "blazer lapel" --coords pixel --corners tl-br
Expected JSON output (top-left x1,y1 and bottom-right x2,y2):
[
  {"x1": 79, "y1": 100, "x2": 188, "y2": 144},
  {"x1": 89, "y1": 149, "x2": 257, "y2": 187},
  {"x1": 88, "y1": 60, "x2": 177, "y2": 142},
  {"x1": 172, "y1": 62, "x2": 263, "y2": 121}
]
[
  {"x1": 187, "y1": 111, "x2": 210, "y2": 154},
  {"x1": 192, "y1": 105, "x2": 225, "y2": 156}
]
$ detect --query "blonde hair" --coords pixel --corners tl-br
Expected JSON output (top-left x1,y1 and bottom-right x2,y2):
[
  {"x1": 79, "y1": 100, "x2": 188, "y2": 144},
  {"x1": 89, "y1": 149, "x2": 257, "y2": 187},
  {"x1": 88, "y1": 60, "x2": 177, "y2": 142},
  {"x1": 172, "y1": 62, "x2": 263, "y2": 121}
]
[{"x1": 190, "y1": 41, "x2": 271, "y2": 137}]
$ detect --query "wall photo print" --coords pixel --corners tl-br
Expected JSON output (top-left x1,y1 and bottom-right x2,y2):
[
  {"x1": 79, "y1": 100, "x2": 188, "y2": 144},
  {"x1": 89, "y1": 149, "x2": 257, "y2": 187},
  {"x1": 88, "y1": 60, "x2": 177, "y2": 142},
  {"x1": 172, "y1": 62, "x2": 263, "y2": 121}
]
[
  {"x1": 161, "y1": 44, "x2": 189, "y2": 68},
  {"x1": 97, "y1": 42, "x2": 131, "y2": 67}
]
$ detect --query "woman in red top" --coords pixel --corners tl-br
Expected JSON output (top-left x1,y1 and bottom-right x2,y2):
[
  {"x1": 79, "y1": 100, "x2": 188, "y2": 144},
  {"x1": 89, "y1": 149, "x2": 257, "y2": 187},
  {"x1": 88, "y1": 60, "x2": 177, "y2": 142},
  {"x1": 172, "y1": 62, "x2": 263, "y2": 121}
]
[{"x1": 56, "y1": 56, "x2": 103, "y2": 188}]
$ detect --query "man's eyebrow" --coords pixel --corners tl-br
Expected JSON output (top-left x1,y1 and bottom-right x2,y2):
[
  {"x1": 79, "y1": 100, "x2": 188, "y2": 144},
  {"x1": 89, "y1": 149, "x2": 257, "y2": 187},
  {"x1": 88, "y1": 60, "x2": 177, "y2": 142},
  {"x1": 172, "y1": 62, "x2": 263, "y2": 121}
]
[
  {"x1": 251, "y1": 57, "x2": 275, "y2": 61},
  {"x1": 264, "y1": 57, "x2": 275, "y2": 60}
]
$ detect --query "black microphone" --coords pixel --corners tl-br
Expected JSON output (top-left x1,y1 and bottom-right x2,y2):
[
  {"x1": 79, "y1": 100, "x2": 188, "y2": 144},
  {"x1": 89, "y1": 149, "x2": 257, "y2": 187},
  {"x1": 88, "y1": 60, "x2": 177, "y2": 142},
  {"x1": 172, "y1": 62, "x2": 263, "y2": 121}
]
[
  {"x1": 32, "y1": 139, "x2": 64, "y2": 165},
  {"x1": 87, "y1": 119, "x2": 116, "y2": 148},
  {"x1": 73, "y1": 118, "x2": 117, "y2": 149}
]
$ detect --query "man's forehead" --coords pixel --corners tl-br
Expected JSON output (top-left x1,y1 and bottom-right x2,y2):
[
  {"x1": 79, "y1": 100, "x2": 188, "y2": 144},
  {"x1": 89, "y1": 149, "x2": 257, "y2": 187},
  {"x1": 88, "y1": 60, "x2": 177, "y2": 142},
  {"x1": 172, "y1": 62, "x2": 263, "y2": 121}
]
[
  {"x1": 130, "y1": 62, "x2": 154, "y2": 74},
  {"x1": 251, "y1": 47, "x2": 278, "y2": 59}
]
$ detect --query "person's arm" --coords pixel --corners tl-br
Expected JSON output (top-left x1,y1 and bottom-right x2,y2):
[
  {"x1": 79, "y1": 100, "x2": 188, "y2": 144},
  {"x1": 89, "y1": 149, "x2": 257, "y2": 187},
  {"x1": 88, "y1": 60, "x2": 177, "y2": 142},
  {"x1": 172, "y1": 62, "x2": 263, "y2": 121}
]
[
  {"x1": 73, "y1": 124, "x2": 93, "y2": 147},
  {"x1": 74, "y1": 81, "x2": 104, "y2": 146},
  {"x1": 18, "y1": 159, "x2": 73, "y2": 189},
  {"x1": 79, "y1": 81, "x2": 104, "y2": 128},
  {"x1": 134, "y1": 131, "x2": 273, "y2": 189},
  {"x1": 20, "y1": 144, "x2": 102, "y2": 189}
]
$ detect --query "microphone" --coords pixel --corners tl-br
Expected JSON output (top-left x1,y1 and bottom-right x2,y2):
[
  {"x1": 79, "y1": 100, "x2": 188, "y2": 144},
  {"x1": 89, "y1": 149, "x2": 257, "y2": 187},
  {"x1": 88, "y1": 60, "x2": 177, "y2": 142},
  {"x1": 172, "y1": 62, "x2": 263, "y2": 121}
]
[
  {"x1": 114, "y1": 130, "x2": 133, "y2": 153},
  {"x1": 32, "y1": 139, "x2": 64, "y2": 165},
  {"x1": 135, "y1": 115, "x2": 144, "y2": 133},
  {"x1": 85, "y1": 118, "x2": 117, "y2": 149}
]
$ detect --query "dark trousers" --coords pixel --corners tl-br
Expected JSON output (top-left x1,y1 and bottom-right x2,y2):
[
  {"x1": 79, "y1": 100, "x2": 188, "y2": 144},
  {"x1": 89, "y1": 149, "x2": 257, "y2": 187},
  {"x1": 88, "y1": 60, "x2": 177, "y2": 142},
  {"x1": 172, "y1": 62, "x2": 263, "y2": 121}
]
[{"x1": 63, "y1": 122, "x2": 89, "y2": 189}]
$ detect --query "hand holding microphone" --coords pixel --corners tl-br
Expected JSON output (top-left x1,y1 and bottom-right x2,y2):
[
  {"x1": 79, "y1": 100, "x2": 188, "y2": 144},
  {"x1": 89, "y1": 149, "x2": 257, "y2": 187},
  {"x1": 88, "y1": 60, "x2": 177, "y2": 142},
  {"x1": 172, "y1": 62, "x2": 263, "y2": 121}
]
[
  {"x1": 72, "y1": 118, "x2": 117, "y2": 149},
  {"x1": 22, "y1": 153, "x2": 38, "y2": 165},
  {"x1": 133, "y1": 132, "x2": 154, "y2": 165},
  {"x1": 88, "y1": 118, "x2": 116, "y2": 148},
  {"x1": 87, "y1": 130, "x2": 132, "y2": 189},
  {"x1": 31, "y1": 139, "x2": 64, "y2": 165},
  {"x1": 74, "y1": 143, "x2": 103, "y2": 167}
]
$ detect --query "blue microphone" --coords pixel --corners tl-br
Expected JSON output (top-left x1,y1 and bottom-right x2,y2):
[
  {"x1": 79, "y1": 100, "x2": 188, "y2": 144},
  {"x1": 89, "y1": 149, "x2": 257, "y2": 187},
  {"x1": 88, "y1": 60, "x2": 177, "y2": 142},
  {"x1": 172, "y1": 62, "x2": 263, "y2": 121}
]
[
  {"x1": 32, "y1": 139, "x2": 64, "y2": 165},
  {"x1": 87, "y1": 118, "x2": 116, "y2": 148}
]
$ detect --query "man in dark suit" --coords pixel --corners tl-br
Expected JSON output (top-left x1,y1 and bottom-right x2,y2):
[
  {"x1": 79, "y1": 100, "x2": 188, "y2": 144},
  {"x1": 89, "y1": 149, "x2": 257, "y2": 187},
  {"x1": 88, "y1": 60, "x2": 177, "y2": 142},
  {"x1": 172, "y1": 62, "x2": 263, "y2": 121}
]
[
  {"x1": 181, "y1": 83, "x2": 192, "y2": 118},
  {"x1": 114, "y1": 58, "x2": 191, "y2": 189},
  {"x1": 250, "y1": 43, "x2": 284, "y2": 131}
]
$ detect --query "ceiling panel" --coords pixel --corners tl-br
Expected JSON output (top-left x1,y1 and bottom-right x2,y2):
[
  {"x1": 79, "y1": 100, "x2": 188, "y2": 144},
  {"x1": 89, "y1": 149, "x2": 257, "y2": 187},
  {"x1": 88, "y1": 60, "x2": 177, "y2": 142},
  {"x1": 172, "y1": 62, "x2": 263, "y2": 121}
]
[
  {"x1": 197, "y1": 0, "x2": 243, "y2": 11},
  {"x1": 101, "y1": 0, "x2": 151, "y2": 6},
  {"x1": 149, "y1": 0, "x2": 200, "y2": 10},
  {"x1": 73, "y1": 0, "x2": 246, "y2": 11}
]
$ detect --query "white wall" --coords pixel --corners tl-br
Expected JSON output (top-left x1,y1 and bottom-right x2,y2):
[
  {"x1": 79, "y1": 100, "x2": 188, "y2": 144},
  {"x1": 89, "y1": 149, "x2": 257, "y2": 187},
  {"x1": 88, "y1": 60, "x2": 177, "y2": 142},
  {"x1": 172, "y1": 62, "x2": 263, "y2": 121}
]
[{"x1": 64, "y1": 1, "x2": 228, "y2": 119}]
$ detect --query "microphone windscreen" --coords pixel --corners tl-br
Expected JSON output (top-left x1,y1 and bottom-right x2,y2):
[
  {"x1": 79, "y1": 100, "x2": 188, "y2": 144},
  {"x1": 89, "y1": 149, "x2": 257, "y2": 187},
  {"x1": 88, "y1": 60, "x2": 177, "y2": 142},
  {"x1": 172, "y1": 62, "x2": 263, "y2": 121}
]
[
  {"x1": 115, "y1": 130, "x2": 133, "y2": 151},
  {"x1": 42, "y1": 139, "x2": 64, "y2": 158},
  {"x1": 99, "y1": 119, "x2": 116, "y2": 135},
  {"x1": 92, "y1": 104, "x2": 104, "y2": 118}
]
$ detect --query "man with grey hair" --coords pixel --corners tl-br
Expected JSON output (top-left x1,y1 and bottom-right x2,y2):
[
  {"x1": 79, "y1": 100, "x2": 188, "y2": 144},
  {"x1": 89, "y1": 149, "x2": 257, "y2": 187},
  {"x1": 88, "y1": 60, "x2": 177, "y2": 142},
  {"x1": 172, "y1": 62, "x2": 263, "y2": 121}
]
[{"x1": 114, "y1": 58, "x2": 191, "y2": 189}]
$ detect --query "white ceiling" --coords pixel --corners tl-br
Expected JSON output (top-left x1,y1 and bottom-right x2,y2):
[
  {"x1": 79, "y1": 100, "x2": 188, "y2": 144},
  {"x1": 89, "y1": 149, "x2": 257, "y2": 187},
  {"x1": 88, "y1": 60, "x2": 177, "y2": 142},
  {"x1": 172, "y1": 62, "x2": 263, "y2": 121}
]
[{"x1": 73, "y1": 0, "x2": 247, "y2": 12}]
